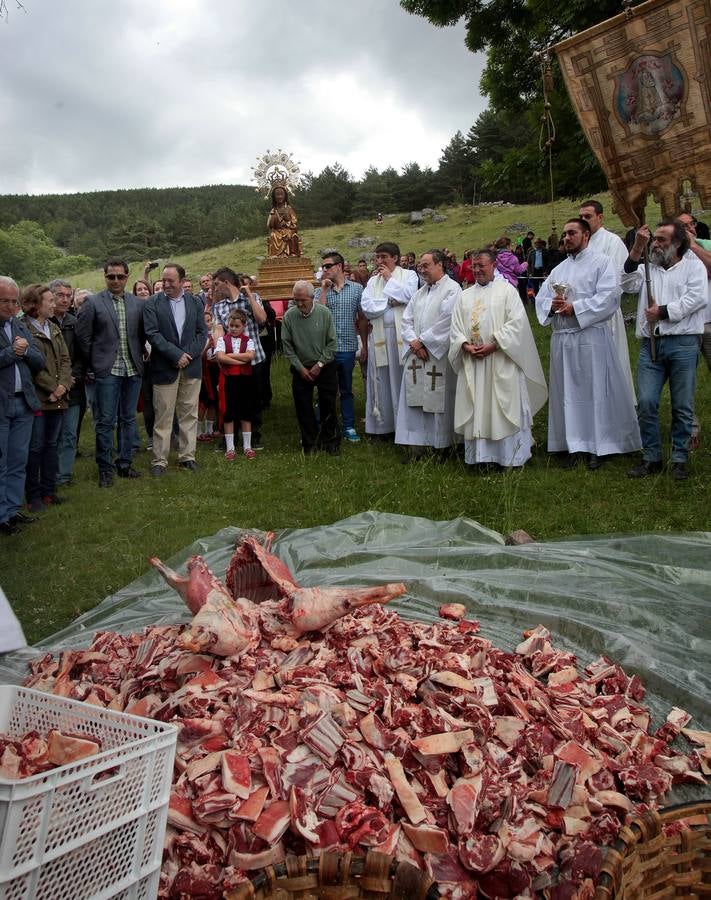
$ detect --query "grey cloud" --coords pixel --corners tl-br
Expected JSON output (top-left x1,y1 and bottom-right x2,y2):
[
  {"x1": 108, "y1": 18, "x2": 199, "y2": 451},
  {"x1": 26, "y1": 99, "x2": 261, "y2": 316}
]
[{"x1": 2, "y1": 0, "x2": 486, "y2": 194}]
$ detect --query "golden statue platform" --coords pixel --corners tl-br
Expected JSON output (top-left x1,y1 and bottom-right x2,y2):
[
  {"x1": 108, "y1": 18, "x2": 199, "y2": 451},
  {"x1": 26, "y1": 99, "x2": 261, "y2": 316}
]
[{"x1": 256, "y1": 255, "x2": 317, "y2": 301}]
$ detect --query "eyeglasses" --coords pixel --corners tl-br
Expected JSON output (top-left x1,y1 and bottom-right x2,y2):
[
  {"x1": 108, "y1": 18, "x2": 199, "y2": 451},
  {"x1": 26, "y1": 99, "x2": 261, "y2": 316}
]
[
  {"x1": 106, "y1": 274, "x2": 127, "y2": 281},
  {"x1": 0, "y1": 299, "x2": 19, "y2": 306},
  {"x1": 321, "y1": 262, "x2": 339, "y2": 270},
  {"x1": 54, "y1": 292, "x2": 73, "y2": 299}
]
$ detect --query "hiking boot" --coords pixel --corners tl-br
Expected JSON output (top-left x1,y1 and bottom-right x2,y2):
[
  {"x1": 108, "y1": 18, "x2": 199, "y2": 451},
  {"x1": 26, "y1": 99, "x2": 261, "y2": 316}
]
[
  {"x1": 627, "y1": 460, "x2": 663, "y2": 478},
  {"x1": 670, "y1": 462, "x2": 689, "y2": 482}
]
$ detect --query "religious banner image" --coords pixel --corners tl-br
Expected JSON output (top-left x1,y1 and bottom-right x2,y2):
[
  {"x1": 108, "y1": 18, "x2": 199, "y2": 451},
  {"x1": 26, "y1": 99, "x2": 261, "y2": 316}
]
[{"x1": 554, "y1": 0, "x2": 711, "y2": 225}]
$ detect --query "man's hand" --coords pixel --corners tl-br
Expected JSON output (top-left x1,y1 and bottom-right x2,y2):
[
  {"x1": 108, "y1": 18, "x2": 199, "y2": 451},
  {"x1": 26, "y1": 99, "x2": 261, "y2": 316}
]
[
  {"x1": 377, "y1": 264, "x2": 391, "y2": 282},
  {"x1": 410, "y1": 339, "x2": 428, "y2": 361},
  {"x1": 308, "y1": 363, "x2": 322, "y2": 379},
  {"x1": 300, "y1": 366, "x2": 314, "y2": 382},
  {"x1": 632, "y1": 225, "x2": 652, "y2": 257},
  {"x1": 321, "y1": 276, "x2": 333, "y2": 291},
  {"x1": 557, "y1": 302, "x2": 574, "y2": 317},
  {"x1": 176, "y1": 352, "x2": 192, "y2": 369},
  {"x1": 645, "y1": 303, "x2": 662, "y2": 323},
  {"x1": 12, "y1": 336, "x2": 28, "y2": 357},
  {"x1": 359, "y1": 345, "x2": 368, "y2": 364},
  {"x1": 469, "y1": 341, "x2": 498, "y2": 358}
]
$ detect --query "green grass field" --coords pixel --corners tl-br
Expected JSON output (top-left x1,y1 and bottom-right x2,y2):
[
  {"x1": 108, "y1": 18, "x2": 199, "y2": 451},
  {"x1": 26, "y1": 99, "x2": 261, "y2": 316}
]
[
  {"x1": 4, "y1": 314, "x2": 710, "y2": 646},
  {"x1": 4, "y1": 194, "x2": 709, "y2": 645}
]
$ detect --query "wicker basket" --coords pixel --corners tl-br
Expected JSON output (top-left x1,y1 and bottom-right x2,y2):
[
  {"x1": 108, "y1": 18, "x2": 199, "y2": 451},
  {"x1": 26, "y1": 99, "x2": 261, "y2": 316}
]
[
  {"x1": 594, "y1": 800, "x2": 711, "y2": 899},
  {"x1": 225, "y1": 850, "x2": 438, "y2": 900}
]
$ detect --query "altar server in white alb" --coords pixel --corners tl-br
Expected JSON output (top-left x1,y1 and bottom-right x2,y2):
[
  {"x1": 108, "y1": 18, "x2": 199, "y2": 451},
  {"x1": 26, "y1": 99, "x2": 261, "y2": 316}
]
[
  {"x1": 395, "y1": 249, "x2": 461, "y2": 455},
  {"x1": 361, "y1": 242, "x2": 419, "y2": 436},
  {"x1": 536, "y1": 218, "x2": 641, "y2": 469},
  {"x1": 449, "y1": 250, "x2": 547, "y2": 469},
  {"x1": 579, "y1": 199, "x2": 636, "y2": 400}
]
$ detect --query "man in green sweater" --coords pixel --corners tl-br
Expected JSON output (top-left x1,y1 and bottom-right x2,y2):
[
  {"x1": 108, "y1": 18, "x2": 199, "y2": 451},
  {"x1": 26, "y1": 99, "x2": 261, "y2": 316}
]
[{"x1": 281, "y1": 280, "x2": 340, "y2": 454}]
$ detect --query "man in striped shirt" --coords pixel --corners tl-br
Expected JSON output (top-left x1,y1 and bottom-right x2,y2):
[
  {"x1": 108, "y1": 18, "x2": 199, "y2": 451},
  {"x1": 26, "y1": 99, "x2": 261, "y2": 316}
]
[{"x1": 315, "y1": 252, "x2": 368, "y2": 442}]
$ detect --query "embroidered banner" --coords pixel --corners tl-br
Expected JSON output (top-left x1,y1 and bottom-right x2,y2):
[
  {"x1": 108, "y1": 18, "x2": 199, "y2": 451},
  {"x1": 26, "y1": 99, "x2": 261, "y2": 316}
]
[{"x1": 554, "y1": 0, "x2": 711, "y2": 225}]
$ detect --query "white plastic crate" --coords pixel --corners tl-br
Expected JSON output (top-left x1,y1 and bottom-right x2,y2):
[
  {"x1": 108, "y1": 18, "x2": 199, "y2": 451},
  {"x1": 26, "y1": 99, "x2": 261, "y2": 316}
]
[{"x1": 0, "y1": 685, "x2": 177, "y2": 900}]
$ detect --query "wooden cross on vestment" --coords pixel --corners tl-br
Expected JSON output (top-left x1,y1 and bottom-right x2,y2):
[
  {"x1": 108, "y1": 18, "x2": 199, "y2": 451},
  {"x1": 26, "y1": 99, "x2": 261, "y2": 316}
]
[
  {"x1": 426, "y1": 365, "x2": 443, "y2": 392},
  {"x1": 408, "y1": 357, "x2": 422, "y2": 384}
]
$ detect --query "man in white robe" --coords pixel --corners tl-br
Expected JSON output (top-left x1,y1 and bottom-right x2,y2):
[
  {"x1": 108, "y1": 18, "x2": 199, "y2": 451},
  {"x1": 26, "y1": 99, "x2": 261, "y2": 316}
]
[
  {"x1": 395, "y1": 250, "x2": 461, "y2": 455},
  {"x1": 580, "y1": 200, "x2": 636, "y2": 399},
  {"x1": 449, "y1": 250, "x2": 547, "y2": 469},
  {"x1": 536, "y1": 218, "x2": 641, "y2": 469},
  {"x1": 361, "y1": 242, "x2": 419, "y2": 436}
]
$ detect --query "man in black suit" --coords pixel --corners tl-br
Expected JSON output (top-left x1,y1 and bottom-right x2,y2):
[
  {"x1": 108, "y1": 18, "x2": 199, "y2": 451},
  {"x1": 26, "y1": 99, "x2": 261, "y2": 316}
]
[
  {"x1": 143, "y1": 263, "x2": 207, "y2": 475},
  {"x1": 76, "y1": 258, "x2": 145, "y2": 487},
  {"x1": 0, "y1": 276, "x2": 46, "y2": 534}
]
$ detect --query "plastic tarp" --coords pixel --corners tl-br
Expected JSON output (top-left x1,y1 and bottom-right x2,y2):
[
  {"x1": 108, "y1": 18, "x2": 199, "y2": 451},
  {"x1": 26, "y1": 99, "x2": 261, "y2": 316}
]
[{"x1": 2, "y1": 512, "x2": 709, "y2": 745}]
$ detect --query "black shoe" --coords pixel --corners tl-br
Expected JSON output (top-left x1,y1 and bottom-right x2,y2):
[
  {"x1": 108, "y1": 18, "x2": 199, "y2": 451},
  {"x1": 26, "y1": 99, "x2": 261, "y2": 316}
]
[
  {"x1": 627, "y1": 460, "x2": 663, "y2": 478},
  {"x1": 9, "y1": 512, "x2": 38, "y2": 525},
  {"x1": 116, "y1": 466, "x2": 142, "y2": 479},
  {"x1": 560, "y1": 453, "x2": 581, "y2": 469},
  {"x1": 99, "y1": 472, "x2": 113, "y2": 488},
  {"x1": 670, "y1": 462, "x2": 689, "y2": 482},
  {"x1": 178, "y1": 460, "x2": 198, "y2": 471},
  {"x1": 586, "y1": 454, "x2": 603, "y2": 471},
  {"x1": 151, "y1": 465, "x2": 166, "y2": 477},
  {"x1": 0, "y1": 521, "x2": 19, "y2": 536}
]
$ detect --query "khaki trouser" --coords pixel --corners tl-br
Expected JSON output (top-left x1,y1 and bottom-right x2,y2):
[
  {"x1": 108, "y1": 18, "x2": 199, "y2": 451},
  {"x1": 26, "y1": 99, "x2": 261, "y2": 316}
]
[{"x1": 152, "y1": 373, "x2": 201, "y2": 467}]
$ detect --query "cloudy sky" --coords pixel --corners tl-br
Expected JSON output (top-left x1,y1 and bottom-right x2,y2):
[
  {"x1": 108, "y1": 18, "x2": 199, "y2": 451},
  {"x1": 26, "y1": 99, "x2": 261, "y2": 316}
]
[{"x1": 2, "y1": 0, "x2": 486, "y2": 196}]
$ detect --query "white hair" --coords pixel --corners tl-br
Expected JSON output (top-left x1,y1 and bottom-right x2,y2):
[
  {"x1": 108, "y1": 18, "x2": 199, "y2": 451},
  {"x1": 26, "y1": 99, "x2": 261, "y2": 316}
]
[
  {"x1": 0, "y1": 275, "x2": 19, "y2": 294},
  {"x1": 292, "y1": 279, "x2": 314, "y2": 298}
]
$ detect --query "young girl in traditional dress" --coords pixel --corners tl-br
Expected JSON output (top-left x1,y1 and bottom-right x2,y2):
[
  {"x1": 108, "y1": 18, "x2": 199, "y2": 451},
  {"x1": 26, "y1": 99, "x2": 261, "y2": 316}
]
[{"x1": 215, "y1": 311, "x2": 257, "y2": 460}]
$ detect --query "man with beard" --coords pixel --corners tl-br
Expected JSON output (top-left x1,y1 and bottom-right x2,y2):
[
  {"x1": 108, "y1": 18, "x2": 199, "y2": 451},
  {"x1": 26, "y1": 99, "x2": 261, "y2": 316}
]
[
  {"x1": 449, "y1": 250, "x2": 547, "y2": 470},
  {"x1": 536, "y1": 219, "x2": 641, "y2": 469},
  {"x1": 622, "y1": 221, "x2": 707, "y2": 481}
]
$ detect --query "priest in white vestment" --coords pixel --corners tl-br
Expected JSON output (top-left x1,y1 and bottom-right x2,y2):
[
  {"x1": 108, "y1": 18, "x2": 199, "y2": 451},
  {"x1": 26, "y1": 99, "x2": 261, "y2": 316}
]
[
  {"x1": 536, "y1": 218, "x2": 641, "y2": 468},
  {"x1": 580, "y1": 200, "x2": 636, "y2": 400},
  {"x1": 449, "y1": 250, "x2": 548, "y2": 468},
  {"x1": 361, "y1": 242, "x2": 419, "y2": 435},
  {"x1": 395, "y1": 250, "x2": 461, "y2": 453}
]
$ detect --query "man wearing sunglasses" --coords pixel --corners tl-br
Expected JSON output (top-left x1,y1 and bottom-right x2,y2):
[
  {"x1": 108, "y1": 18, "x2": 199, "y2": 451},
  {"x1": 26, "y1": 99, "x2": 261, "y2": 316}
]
[
  {"x1": 316, "y1": 252, "x2": 368, "y2": 443},
  {"x1": 76, "y1": 258, "x2": 145, "y2": 487}
]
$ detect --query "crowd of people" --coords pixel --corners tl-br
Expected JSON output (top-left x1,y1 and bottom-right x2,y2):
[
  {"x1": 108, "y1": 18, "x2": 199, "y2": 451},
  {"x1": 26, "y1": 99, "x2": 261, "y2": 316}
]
[{"x1": 1, "y1": 198, "x2": 710, "y2": 536}]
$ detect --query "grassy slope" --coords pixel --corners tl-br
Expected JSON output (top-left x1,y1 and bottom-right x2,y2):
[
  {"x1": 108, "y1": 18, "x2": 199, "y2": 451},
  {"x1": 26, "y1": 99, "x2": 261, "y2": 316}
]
[
  {"x1": 6, "y1": 193, "x2": 708, "y2": 645},
  {"x1": 62, "y1": 192, "x2": 661, "y2": 289}
]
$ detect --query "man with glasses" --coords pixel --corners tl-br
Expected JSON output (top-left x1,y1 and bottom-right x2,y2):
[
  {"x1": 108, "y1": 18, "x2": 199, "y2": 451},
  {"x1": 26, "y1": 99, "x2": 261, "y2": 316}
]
[
  {"x1": 315, "y1": 252, "x2": 367, "y2": 442},
  {"x1": 536, "y1": 219, "x2": 641, "y2": 470},
  {"x1": 0, "y1": 276, "x2": 45, "y2": 534},
  {"x1": 76, "y1": 258, "x2": 145, "y2": 487}
]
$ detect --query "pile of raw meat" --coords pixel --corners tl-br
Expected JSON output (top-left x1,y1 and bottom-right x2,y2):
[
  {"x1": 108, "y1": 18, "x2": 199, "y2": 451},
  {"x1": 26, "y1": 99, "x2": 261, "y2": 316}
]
[{"x1": 23, "y1": 534, "x2": 709, "y2": 900}]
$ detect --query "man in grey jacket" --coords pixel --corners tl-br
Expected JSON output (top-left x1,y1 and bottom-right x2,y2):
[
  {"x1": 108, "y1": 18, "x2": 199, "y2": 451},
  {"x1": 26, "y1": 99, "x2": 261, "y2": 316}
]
[
  {"x1": 76, "y1": 257, "x2": 145, "y2": 487},
  {"x1": 0, "y1": 276, "x2": 45, "y2": 534}
]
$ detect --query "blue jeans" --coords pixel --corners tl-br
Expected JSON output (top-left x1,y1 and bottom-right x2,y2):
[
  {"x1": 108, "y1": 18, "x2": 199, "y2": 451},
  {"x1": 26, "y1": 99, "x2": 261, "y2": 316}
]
[
  {"x1": 93, "y1": 374, "x2": 142, "y2": 473},
  {"x1": 56, "y1": 403, "x2": 82, "y2": 484},
  {"x1": 26, "y1": 409, "x2": 63, "y2": 502},
  {"x1": 637, "y1": 335, "x2": 699, "y2": 463},
  {"x1": 335, "y1": 351, "x2": 356, "y2": 431},
  {"x1": 0, "y1": 395, "x2": 35, "y2": 523}
]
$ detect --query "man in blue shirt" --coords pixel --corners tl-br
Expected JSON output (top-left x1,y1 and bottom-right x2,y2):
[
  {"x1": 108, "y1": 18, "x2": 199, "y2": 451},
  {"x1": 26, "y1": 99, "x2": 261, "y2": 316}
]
[{"x1": 315, "y1": 252, "x2": 368, "y2": 442}]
